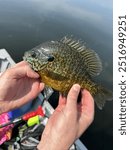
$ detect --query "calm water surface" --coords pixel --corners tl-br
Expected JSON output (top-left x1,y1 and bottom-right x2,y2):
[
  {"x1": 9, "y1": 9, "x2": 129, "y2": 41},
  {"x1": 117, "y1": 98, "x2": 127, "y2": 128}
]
[{"x1": 0, "y1": 0, "x2": 113, "y2": 149}]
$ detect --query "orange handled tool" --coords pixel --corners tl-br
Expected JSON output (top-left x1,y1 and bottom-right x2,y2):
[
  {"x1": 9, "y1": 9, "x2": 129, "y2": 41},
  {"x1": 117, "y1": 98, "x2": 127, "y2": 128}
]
[
  {"x1": 22, "y1": 106, "x2": 44, "y2": 120},
  {"x1": 0, "y1": 106, "x2": 45, "y2": 128}
]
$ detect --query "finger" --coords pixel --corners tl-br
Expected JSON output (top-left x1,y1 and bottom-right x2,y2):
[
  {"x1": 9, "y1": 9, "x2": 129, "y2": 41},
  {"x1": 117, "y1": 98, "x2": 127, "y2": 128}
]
[
  {"x1": 79, "y1": 89, "x2": 94, "y2": 127},
  {"x1": 39, "y1": 82, "x2": 45, "y2": 91},
  {"x1": 81, "y1": 89, "x2": 94, "y2": 115},
  {"x1": 25, "y1": 65, "x2": 40, "y2": 78},
  {"x1": 58, "y1": 94, "x2": 66, "y2": 105},
  {"x1": 77, "y1": 90, "x2": 94, "y2": 137},
  {"x1": 8, "y1": 97, "x2": 33, "y2": 112},
  {"x1": 11, "y1": 63, "x2": 39, "y2": 79},
  {"x1": 11, "y1": 82, "x2": 42, "y2": 109},
  {"x1": 12, "y1": 61, "x2": 28, "y2": 67},
  {"x1": 66, "y1": 84, "x2": 81, "y2": 109}
]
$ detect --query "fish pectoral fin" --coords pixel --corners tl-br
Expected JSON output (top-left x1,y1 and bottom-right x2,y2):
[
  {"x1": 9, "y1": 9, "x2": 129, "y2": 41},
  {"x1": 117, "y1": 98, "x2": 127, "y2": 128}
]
[{"x1": 47, "y1": 71, "x2": 68, "y2": 81}]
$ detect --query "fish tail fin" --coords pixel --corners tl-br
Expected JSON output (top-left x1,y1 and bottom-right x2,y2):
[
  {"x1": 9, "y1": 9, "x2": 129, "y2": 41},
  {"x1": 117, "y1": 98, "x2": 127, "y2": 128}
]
[{"x1": 94, "y1": 86, "x2": 113, "y2": 110}]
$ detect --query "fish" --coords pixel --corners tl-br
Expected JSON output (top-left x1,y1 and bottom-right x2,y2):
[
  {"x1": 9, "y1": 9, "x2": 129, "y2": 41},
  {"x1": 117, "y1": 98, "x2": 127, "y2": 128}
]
[{"x1": 23, "y1": 36, "x2": 112, "y2": 110}]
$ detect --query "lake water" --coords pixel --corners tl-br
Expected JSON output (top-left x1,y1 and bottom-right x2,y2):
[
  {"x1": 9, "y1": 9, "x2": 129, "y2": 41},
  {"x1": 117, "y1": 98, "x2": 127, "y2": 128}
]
[{"x1": 0, "y1": 0, "x2": 113, "y2": 149}]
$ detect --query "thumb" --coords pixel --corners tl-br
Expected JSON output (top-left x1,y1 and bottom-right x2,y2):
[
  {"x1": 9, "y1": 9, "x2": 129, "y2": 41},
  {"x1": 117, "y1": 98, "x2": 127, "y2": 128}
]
[
  {"x1": 66, "y1": 84, "x2": 81, "y2": 109},
  {"x1": 26, "y1": 66, "x2": 40, "y2": 78}
]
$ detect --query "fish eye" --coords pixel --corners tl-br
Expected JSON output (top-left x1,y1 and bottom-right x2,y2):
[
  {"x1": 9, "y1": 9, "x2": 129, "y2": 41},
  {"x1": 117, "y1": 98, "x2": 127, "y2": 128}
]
[{"x1": 48, "y1": 56, "x2": 54, "y2": 62}]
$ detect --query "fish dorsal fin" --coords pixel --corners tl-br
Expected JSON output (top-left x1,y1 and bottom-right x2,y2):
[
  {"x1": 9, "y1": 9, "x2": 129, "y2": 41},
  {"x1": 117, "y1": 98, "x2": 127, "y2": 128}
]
[{"x1": 60, "y1": 36, "x2": 102, "y2": 77}]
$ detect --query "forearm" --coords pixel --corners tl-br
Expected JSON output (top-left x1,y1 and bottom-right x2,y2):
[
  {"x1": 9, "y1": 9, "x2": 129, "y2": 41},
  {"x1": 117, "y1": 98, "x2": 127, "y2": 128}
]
[
  {"x1": 37, "y1": 142, "x2": 70, "y2": 150},
  {"x1": 37, "y1": 134, "x2": 72, "y2": 150}
]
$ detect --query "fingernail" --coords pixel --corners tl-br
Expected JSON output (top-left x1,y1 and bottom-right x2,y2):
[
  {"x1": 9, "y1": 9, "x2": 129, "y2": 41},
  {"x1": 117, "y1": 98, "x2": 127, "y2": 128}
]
[
  {"x1": 39, "y1": 82, "x2": 44, "y2": 90},
  {"x1": 73, "y1": 84, "x2": 81, "y2": 92}
]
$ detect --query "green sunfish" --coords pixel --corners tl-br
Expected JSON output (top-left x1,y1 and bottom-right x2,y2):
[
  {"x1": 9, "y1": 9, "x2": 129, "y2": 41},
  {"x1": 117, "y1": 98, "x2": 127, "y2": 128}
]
[{"x1": 23, "y1": 36, "x2": 112, "y2": 109}]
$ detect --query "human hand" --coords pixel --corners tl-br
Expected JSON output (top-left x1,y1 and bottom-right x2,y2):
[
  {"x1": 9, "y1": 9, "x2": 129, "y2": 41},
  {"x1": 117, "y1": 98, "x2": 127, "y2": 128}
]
[
  {"x1": 37, "y1": 84, "x2": 94, "y2": 150},
  {"x1": 0, "y1": 61, "x2": 44, "y2": 114}
]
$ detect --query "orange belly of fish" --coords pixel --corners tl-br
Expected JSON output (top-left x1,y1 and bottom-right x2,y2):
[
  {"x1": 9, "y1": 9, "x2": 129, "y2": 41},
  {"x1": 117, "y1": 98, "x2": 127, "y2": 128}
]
[{"x1": 39, "y1": 74, "x2": 71, "y2": 93}]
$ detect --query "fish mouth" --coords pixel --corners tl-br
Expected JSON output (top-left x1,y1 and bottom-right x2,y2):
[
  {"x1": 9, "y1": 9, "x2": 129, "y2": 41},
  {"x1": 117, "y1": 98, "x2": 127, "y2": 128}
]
[
  {"x1": 23, "y1": 50, "x2": 49, "y2": 72},
  {"x1": 23, "y1": 52, "x2": 36, "y2": 70},
  {"x1": 23, "y1": 52, "x2": 29, "y2": 62},
  {"x1": 23, "y1": 56, "x2": 33, "y2": 69},
  {"x1": 23, "y1": 55, "x2": 31, "y2": 65},
  {"x1": 23, "y1": 55, "x2": 47, "y2": 72},
  {"x1": 23, "y1": 51, "x2": 32, "y2": 60},
  {"x1": 23, "y1": 56, "x2": 27, "y2": 61},
  {"x1": 23, "y1": 52, "x2": 34, "y2": 64}
]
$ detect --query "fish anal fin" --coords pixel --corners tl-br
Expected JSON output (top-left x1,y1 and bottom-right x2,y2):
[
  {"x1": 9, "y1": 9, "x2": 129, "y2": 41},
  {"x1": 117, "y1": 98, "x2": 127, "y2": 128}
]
[{"x1": 94, "y1": 86, "x2": 113, "y2": 110}]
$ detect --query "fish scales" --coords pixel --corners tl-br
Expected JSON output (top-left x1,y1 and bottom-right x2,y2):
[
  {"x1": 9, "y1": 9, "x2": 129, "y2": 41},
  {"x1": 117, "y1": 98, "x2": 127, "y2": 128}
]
[{"x1": 23, "y1": 36, "x2": 112, "y2": 109}]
